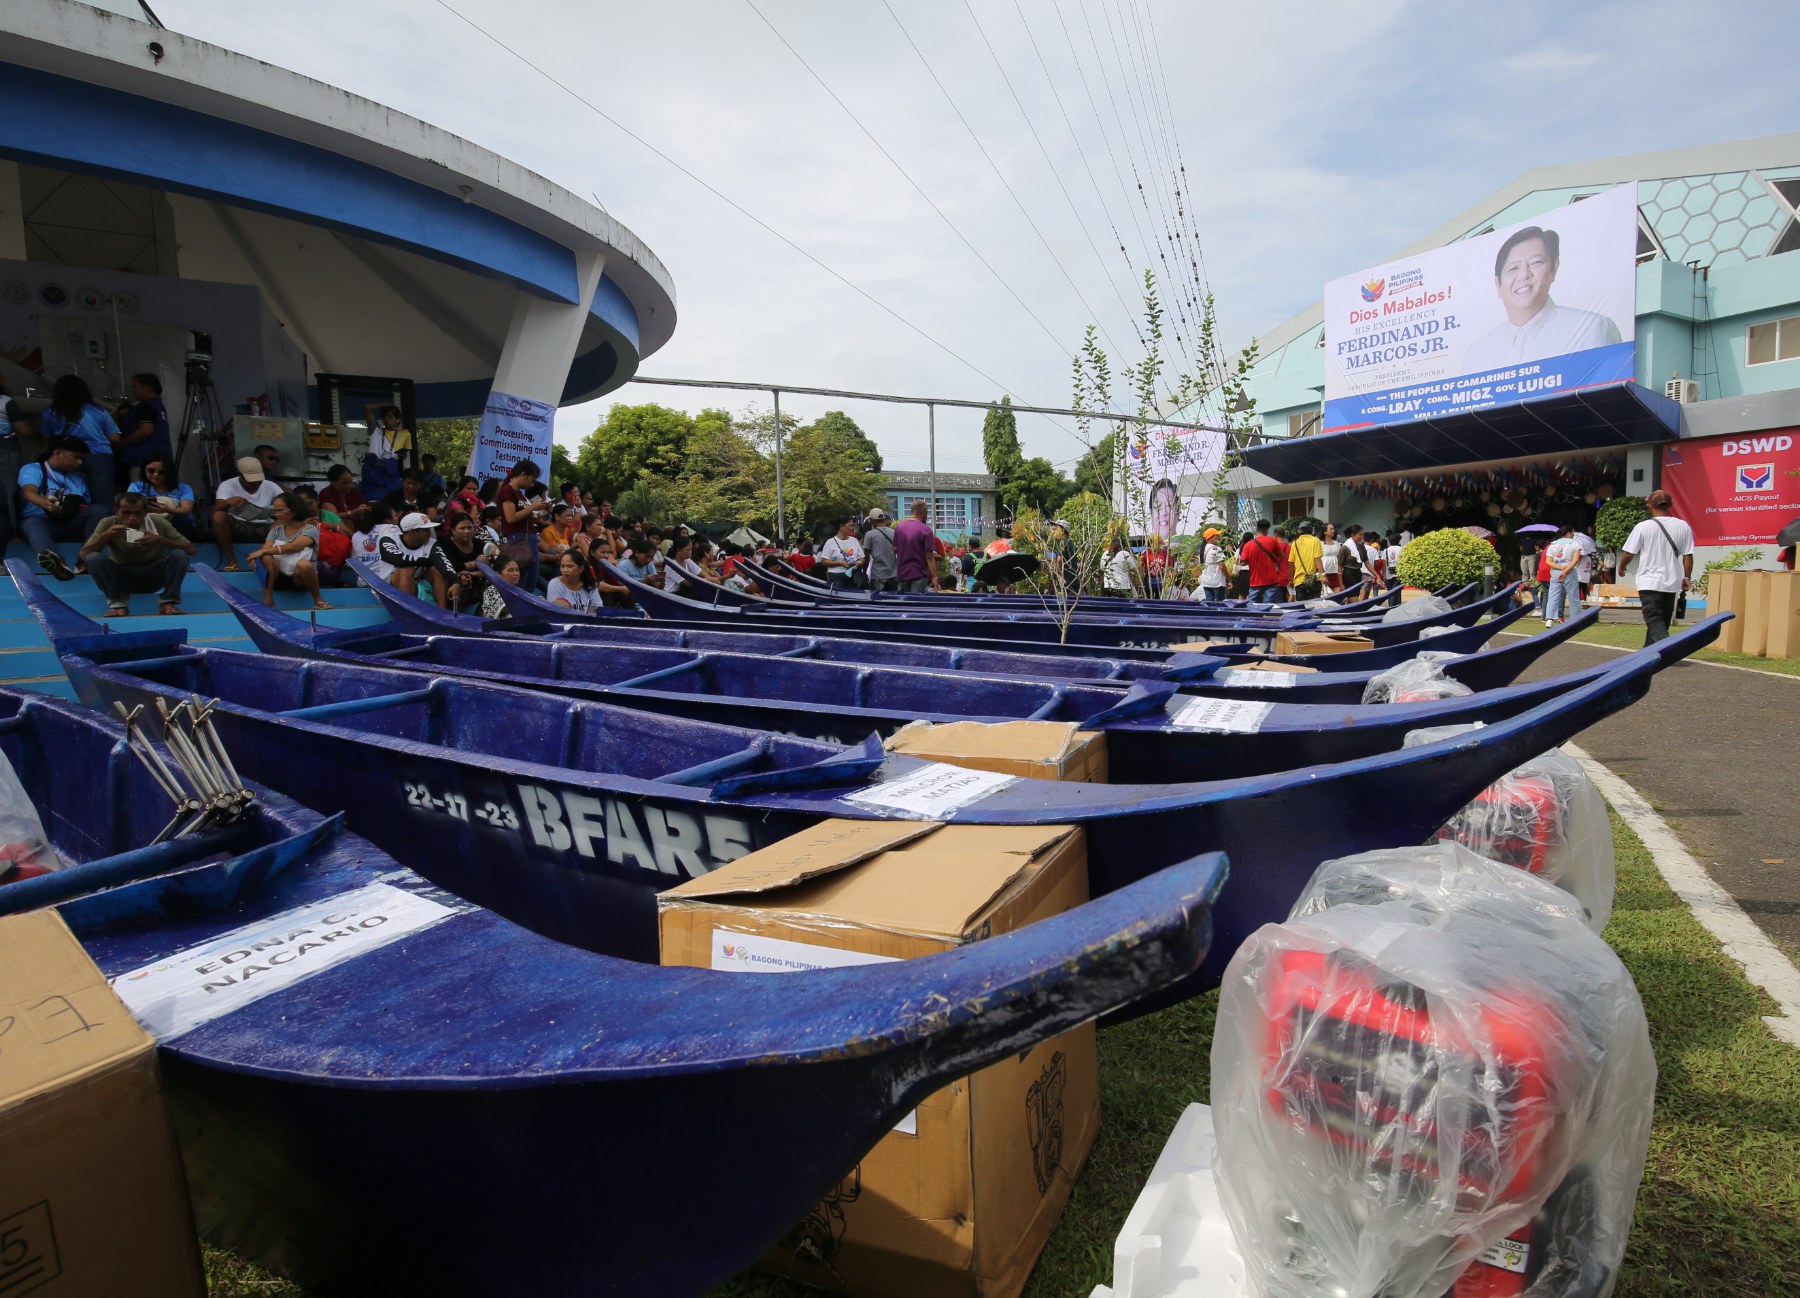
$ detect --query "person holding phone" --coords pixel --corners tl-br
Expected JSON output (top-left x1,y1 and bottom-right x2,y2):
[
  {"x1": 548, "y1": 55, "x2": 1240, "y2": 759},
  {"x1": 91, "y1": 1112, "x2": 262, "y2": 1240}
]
[{"x1": 77, "y1": 489, "x2": 195, "y2": 616}]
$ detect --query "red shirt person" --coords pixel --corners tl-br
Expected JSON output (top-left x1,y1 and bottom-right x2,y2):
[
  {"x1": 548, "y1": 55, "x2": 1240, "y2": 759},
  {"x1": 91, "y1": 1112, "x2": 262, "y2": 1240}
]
[{"x1": 1239, "y1": 523, "x2": 1291, "y2": 603}]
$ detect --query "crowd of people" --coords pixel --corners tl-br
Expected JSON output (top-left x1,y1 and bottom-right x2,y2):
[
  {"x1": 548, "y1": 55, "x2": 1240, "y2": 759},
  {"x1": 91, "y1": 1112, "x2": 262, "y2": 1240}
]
[{"x1": 1098, "y1": 519, "x2": 1403, "y2": 604}]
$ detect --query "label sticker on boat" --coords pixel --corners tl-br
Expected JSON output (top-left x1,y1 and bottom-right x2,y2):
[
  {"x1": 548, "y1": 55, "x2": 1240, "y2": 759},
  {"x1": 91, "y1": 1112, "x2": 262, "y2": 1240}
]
[
  {"x1": 843, "y1": 763, "x2": 1017, "y2": 818},
  {"x1": 711, "y1": 929, "x2": 917, "y2": 1134},
  {"x1": 1475, "y1": 1235, "x2": 1531, "y2": 1274},
  {"x1": 1218, "y1": 669, "x2": 1296, "y2": 688},
  {"x1": 1166, "y1": 697, "x2": 1274, "y2": 734},
  {"x1": 111, "y1": 882, "x2": 464, "y2": 1040}
]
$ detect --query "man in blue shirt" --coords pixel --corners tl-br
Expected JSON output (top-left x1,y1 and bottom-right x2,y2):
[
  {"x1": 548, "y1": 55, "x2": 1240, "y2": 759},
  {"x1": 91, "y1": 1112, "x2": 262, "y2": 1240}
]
[
  {"x1": 20, "y1": 436, "x2": 107, "y2": 578},
  {"x1": 0, "y1": 381, "x2": 27, "y2": 549},
  {"x1": 419, "y1": 453, "x2": 447, "y2": 497},
  {"x1": 116, "y1": 372, "x2": 173, "y2": 478}
]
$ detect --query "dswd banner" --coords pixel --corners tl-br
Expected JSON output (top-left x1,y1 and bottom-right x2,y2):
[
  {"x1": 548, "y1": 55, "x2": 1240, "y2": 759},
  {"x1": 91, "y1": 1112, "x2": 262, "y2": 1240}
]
[
  {"x1": 1661, "y1": 431, "x2": 1800, "y2": 546},
  {"x1": 1322, "y1": 184, "x2": 1638, "y2": 433},
  {"x1": 471, "y1": 390, "x2": 556, "y2": 481}
]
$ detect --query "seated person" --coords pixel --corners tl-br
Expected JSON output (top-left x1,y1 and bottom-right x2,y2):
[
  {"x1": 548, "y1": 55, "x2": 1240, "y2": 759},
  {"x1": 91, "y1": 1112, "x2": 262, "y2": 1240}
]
[
  {"x1": 437, "y1": 512, "x2": 495, "y2": 611},
  {"x1": 538, "y1": 502, "x2": 579, "y2": 581},
  {"x1": 419, "y1": 453, "x2": 448, "y2": 496},
  {"x1": 127, "y1": 452, "x2": 199, "y2": 540},
  {"x1": 661, "y1": 535, "x2": 705, "y2": 597},
  {"x1": 372, "y1": 510, "x2": 454, "y2": 607},
  {"x1": 319, "y1": 463, "x2": 370, "y2": 533},
  {"x1": 294, "y1": 484, "x2": 353, "y2": 586},
  {"x1": 245, "y1": 492, "x2": 330, "y2": 611},
  {"x1": 481, "y1": 555, "x2": 523, "y2": 620},
  {"x1": 20, "y1": 437, "x2": 106, "y2": 579},
  {"x1": 614, "y1": 534, "x2": 661, "y2": 585},
  {"x1": 211, "y1": 455, "x2": 281, "y2": 570},
  {"x1": 448, "y1": 475, "x2": 483, "y2": 517},
  {"x1": 252, "y1": 443, "x2": 286, "y2": 490},
  {"x1": 382, "y1": 469, "x2": 439, "y2": 523},
  {"x1": 476, "y1": 504, "x2": 504, "y2": 550},
  {"x1": 547, "y1": 550, "x2": 605, "y2": 613},
  {"x1": 583, "y1": 536, "x2": 633, "y2": 608},
  {"x1": 351, "y1": 500, "x2": 394, "y2": 572},
  {"x1": 76, "y1": 489, "x2": 195, "y2": 616}
]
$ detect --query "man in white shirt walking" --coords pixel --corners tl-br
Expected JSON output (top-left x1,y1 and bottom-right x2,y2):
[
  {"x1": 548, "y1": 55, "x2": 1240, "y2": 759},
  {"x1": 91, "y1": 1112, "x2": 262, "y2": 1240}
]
[{"x1": 1619, "y1": 490, "x2": 1694, "y2": 646}]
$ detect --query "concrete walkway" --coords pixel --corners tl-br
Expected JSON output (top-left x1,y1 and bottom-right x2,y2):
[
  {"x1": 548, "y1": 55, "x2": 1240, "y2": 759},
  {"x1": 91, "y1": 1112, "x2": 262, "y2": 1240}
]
[{"x1": 1513, "y1": 631, "x2": 1800, "y2": 958}]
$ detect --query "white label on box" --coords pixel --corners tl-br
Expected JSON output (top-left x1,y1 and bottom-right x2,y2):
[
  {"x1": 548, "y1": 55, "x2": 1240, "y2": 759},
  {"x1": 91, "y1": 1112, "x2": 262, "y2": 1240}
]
[
  {"x1": 843, "y1": 762, "x2": 1017, "y2": 818},
  {"x1": 1219, "y1": 669, "x2": 1296, "y2": 688},
  {"x1": 1166, "y1": 697, "x2": 1274, "y2": 734},
  {"x1": 112, "y1": 882, "x2": 463, "y2": 1040},
  {"x1": 1476, "y1": 1236, "x2": 1531, "y2": 1274},
  {"x1": 711, "y1": 929, "x2": 916, "y2": 1134}
]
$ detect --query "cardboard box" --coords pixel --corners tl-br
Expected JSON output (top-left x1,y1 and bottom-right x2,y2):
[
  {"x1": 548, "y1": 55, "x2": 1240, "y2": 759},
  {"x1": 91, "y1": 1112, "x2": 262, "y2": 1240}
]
[
  {"x1": 659, "y1": 820, "x2": 1100, "y2": 1298},
  {"x1": 1271, "y1": 630, "x2": 1376, "y2": 656},
  {"x1": 1222, "y1": 659, "x2": 1318, "y2": 675},
  {"x1": 1765, "y1": 570, "x2": 1800, "y2": 659},
  {"x1": 1742, "y1": 569, "x2": 1774, "y2": 657},
  {"x1": 0, "y1": 911, "x2": 205, "y2": 1298},
  {"x1": 883, "y1": 719, "x2": 1108, "y2": 784},
  {"x1": 1713, "y1": 569, "x2": 1747, "y2": 653}
]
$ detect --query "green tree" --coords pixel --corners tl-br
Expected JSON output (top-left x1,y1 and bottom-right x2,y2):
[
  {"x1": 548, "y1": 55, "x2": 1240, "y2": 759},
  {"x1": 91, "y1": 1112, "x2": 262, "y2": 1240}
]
[
  {"x1": 981, "y1": 397, "x2": 1025, "y2": 489},
  {"x1": 550, "y1": 442, "x2": 578, "y2": 490},
  {"x1": 776, "y1": 419, "x2": 889, "y2": 537},
  {"x1": 667, "y1": 415, "x2": 771, "y2": 525},
  {"x1": 1002, "y1": 456, "x2": 1072, "y2": 516},
  {"x1": 805, "y1": 410, "x2": 882, "y2": 473},
  {"x1": 414, "y1": 418, "x2": 479, "y2": 477},
  {"x1": 1072, "y1": 431, "x2": 1115, "y2": 499},
  {"x1": 574, "y1": 403, "x2": 693, "y2": 498}
]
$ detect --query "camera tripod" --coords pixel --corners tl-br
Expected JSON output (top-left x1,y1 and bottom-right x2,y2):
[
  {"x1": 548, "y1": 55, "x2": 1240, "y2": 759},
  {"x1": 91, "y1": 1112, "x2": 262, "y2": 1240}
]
[{"x1": 174, "y1": 361, "x2": 228, "y2": 498}]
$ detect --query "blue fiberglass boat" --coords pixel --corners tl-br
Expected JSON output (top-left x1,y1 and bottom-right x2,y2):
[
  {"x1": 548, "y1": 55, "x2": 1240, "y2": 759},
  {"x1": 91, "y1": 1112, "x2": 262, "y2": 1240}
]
[
  {"x1": 350, "y1": 559, "x2": 1602, "y2": 702},
  {"x1": 198, "y1": 566, "x2": 1724, "y2": 785},
  {"x1": 13, "y1": 562, "x2": 1661, "y2": 1007},
  {"x1": 0, "y1": 687, "x2": 1224, "y2": 1296}
]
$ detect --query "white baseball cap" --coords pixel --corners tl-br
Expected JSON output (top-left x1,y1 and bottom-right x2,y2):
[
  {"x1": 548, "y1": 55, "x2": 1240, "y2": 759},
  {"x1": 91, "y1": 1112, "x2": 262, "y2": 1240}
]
[{"x1": 400, "y1": 512, "x2": 433, "y2": 532}]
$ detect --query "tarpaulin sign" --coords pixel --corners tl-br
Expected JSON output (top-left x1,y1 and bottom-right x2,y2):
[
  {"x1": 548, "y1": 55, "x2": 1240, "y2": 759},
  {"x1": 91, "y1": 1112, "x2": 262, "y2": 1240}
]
[
  {"x1": 1322, "y1": 184, "x2": 1638, "y2": 433},
  {"x1": 1661, "y1": 431, "x2": 1800, "y2": 545},
  {"x1": 471, "y1": 390, "x2": 556, "y2": 481}
]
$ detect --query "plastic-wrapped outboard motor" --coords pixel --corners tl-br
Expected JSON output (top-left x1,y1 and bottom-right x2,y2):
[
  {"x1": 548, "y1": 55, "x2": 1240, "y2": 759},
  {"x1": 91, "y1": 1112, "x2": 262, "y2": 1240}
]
[
  {"x1": 1363, "y1": 653, "x2": 1474, "y2": 705},
  {"x1": 1382, "y1": 594, "x2": 1455, "y2": 624},
  {"x1": 1403, "y1": 726, "x2": 1615, "y2": 931},
  {"x1": 1211, "y1": 847, "x2": 1655, "y2": 1298}
]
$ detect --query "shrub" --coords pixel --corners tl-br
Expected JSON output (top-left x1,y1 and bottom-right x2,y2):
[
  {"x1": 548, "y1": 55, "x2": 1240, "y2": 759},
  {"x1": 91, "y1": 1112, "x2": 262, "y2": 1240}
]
[
  {"x1": 1273, "y1": 514, "x2": 1323, "y2": 541},
  {"x1": 1595, "y1": 495, "x2": 1652, "y2": 549},
  {"x1": 1396, "y1": 527, "x2": 1496, "y2": 590}
]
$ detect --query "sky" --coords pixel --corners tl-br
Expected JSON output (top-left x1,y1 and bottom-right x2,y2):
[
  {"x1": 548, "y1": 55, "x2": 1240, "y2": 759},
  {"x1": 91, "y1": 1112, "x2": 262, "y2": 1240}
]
[{"x1": 155, "y1": 0, "x2": 1800, "y2": 476}]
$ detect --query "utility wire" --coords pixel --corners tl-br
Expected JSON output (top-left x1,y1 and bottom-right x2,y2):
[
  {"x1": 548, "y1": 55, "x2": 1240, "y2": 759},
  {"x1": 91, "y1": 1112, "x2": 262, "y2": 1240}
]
[
  {"x1": 743, "y1": 0, "x2": 1074, "y2": 360},
  {"x1": 950, "y1": 0, "x2": 1144, "y2": 357},
  {"x1": 431, "y1": 0, "x2": 1087, "y2": 450}
]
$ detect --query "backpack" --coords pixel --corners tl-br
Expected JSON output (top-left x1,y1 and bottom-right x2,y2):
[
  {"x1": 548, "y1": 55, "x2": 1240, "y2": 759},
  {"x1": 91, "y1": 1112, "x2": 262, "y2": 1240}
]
[{"x1": 318, "y1": 526, "x2": 352, "y2": 568}]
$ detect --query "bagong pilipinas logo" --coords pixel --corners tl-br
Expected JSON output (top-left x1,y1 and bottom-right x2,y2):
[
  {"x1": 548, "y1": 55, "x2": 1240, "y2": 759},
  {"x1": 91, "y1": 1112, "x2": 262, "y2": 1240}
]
[
  {"x1": 1737, "y1": 463, "x2": 1774, "y2": 492},
  {"x1": 1025, "y1": 1050, "x2": 1068, "y2": 1195},
  {"x1": 1360, "y1": 277, "x2": 1386, "y2": 303}
]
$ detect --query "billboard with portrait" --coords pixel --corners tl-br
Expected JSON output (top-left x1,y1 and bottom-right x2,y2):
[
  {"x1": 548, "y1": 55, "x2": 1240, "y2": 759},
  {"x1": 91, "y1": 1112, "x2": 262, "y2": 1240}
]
[
  {"x1": 1322, "y1": 184, "x2": 1638, "y2": 433},
  {"x1": 1661, "y1": 430, "x2": 1800, "y2": 546},
  {"x1": 1125, "y1": 425, "x2": 1228, "y2": 537}
]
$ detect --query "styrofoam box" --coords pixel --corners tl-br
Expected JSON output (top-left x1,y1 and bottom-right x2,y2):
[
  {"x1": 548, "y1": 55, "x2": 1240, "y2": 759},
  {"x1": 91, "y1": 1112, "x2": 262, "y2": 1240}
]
[{"x1": 1091, "y1": 1103, "x2": 1249, "y2": 1298}]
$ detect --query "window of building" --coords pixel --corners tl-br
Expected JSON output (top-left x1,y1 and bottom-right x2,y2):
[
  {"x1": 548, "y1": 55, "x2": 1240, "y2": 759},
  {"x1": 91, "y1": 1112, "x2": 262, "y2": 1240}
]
[
  {"x1": 1268, "y1": 495, "x2": 1312, "y2": 523},
  {"x1": 1636, "y1": 220, "x2": 1663, "y2": 265},
  {"x1": 1286, "y1": 410, "x2": 1321, "y2": 438},
  {"x1": 1747, "y1": 315, "x2": 1800, "y2": 365}
]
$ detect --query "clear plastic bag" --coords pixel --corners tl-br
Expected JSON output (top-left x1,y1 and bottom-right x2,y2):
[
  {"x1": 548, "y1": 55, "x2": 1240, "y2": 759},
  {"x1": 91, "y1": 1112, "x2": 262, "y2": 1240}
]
[
  {"x1": 1362, "y1": 655, "x2": 1475, "y2": 705},
  {"x1": 0, "y1": 751, "x2": 64, "y2": 879},
  {"x1": 1382, "y1": 594, "x2": 1454, "y2": 624},
  {"x1": 1212, "y1": 848, "x2": 1655, "y2": 1298},
  {"x1": 1401, "y1": 728, "x2": 1615, "y2": 931}
]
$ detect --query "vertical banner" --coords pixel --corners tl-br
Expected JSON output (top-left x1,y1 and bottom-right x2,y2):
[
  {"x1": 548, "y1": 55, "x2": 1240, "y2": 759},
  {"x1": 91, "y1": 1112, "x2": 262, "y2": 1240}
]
[
  {"x1": 1129, "y1": 425, "x2": 1227, "y2": 536},
  {"x1": 470, "y1": 390, "x2": 556, "y2": 481},
  {"x1": 1661, "y1": 431, "x2": 1800, "y2": 545},
  {"x1": 1322, "y1": 184, "x2": 1638, "y2": 433}
]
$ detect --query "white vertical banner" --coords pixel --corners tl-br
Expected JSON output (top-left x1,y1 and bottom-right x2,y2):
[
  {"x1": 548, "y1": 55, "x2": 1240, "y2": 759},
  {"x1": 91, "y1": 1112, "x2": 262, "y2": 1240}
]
[{"x1": 471, "y1": 390, "x2": 556, "y2": 481}]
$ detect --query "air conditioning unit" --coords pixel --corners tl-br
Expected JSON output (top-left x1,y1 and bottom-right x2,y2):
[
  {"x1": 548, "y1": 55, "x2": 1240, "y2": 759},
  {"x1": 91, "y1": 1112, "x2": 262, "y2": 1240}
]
[{"x1": 1665, "y1": 379, "x2": 1701, "y2": 404}]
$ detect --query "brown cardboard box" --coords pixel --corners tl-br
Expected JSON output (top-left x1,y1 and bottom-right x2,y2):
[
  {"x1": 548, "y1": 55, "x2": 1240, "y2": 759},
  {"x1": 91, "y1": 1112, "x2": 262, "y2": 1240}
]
[
  {"x1": 658, "y1": 820, "x2": 1100, "y2": 1298},
  {"x1": 1765, "y1": 570, "x2": 1800, "y2": 659},
  {"x1": 1713, "y1": 569, "x2": 1747, "y2": 653},
  {"x1": 1742, "y1": 569, "x2": 1774, "y2": 657},
  {"x1": 0, "y1": 911, "x2": 205, "y2": 1298},
  {"x1": 1272, "y1": 630, "x2": 1376, "y2": 656},
  {"x1": 884, "y1": 719, "x2": 1108, "y2": 783},
  {"x1": 1221, "y1": 659, "x2": 1318, "y2": 675},
  {"x1": 1169, "y1": 639, "x2": 1225, "y2": 653}
]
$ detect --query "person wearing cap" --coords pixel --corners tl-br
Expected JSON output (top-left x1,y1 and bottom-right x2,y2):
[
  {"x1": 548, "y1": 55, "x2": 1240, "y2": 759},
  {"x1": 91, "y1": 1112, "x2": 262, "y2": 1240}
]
[
  {"x1": 1194, "y1": 526, "x2": 1229, "y2": 602},
  {"x1": 1618, "y1": 489, "x2": 1694, "y2": 645},
  {"x1": 373, "y1": 510, "x2": 455, "y2": 606},
  {"x1": 210, "y1": 455, "x2": 282, "y2": 570},
  {"x1": 862, "y1": 507, "x2": 898, "y2": 591},
  {"x1": 1291, "y1": 521, "x2": 1324, "y2": 601}
]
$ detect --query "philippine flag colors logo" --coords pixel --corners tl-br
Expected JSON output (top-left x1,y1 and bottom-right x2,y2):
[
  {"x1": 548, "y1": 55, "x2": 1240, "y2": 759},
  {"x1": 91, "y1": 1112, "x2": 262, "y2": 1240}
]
[
  {"x1": 1360, "y1": 278, "x2": 1386, "y2": 303},
  {"x1": 1737, "y1": 463, "x2": 1774, "y2": 492}
]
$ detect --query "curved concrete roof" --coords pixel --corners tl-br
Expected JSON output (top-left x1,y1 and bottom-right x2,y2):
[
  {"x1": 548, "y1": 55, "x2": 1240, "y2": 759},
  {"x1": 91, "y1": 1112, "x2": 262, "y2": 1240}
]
[{"x1": 0, "y1": 0, "x2": 676, "y2": 411}]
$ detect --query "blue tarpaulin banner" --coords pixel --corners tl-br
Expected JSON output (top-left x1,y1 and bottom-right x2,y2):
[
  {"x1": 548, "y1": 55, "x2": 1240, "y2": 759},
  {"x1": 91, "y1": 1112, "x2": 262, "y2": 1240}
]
[{"x1": 471, "y1": 390, "x2": 556, "y2": 481}]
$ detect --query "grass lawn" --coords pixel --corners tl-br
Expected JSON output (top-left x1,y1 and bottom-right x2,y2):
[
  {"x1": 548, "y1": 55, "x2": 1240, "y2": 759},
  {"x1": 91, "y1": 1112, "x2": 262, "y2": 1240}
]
[
  {"x1": 1564, "y1": 619, "x2": 1800, "y2": 676},
  {"x1": 203, "y1": 812, "x2": 1800, "y2": 1298}
]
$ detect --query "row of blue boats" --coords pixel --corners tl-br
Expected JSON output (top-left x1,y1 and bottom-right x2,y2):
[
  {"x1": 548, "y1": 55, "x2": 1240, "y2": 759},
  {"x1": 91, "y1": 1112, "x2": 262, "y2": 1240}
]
[{"x1": 0, "y1": 555, "x2": 1719, "y2": 1296}]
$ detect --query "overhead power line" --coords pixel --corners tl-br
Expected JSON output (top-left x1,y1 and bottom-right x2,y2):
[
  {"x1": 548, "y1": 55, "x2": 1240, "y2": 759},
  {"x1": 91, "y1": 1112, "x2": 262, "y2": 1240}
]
[{"x1": 431, "y1": 0, "x2": 1086, "y2": 450}]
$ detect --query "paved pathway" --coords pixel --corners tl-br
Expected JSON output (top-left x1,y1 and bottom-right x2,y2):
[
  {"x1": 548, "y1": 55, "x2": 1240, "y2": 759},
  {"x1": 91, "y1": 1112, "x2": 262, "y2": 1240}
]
[{"x1": 1512, "y1": 630, "x2": 1800, "y2": 956}]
